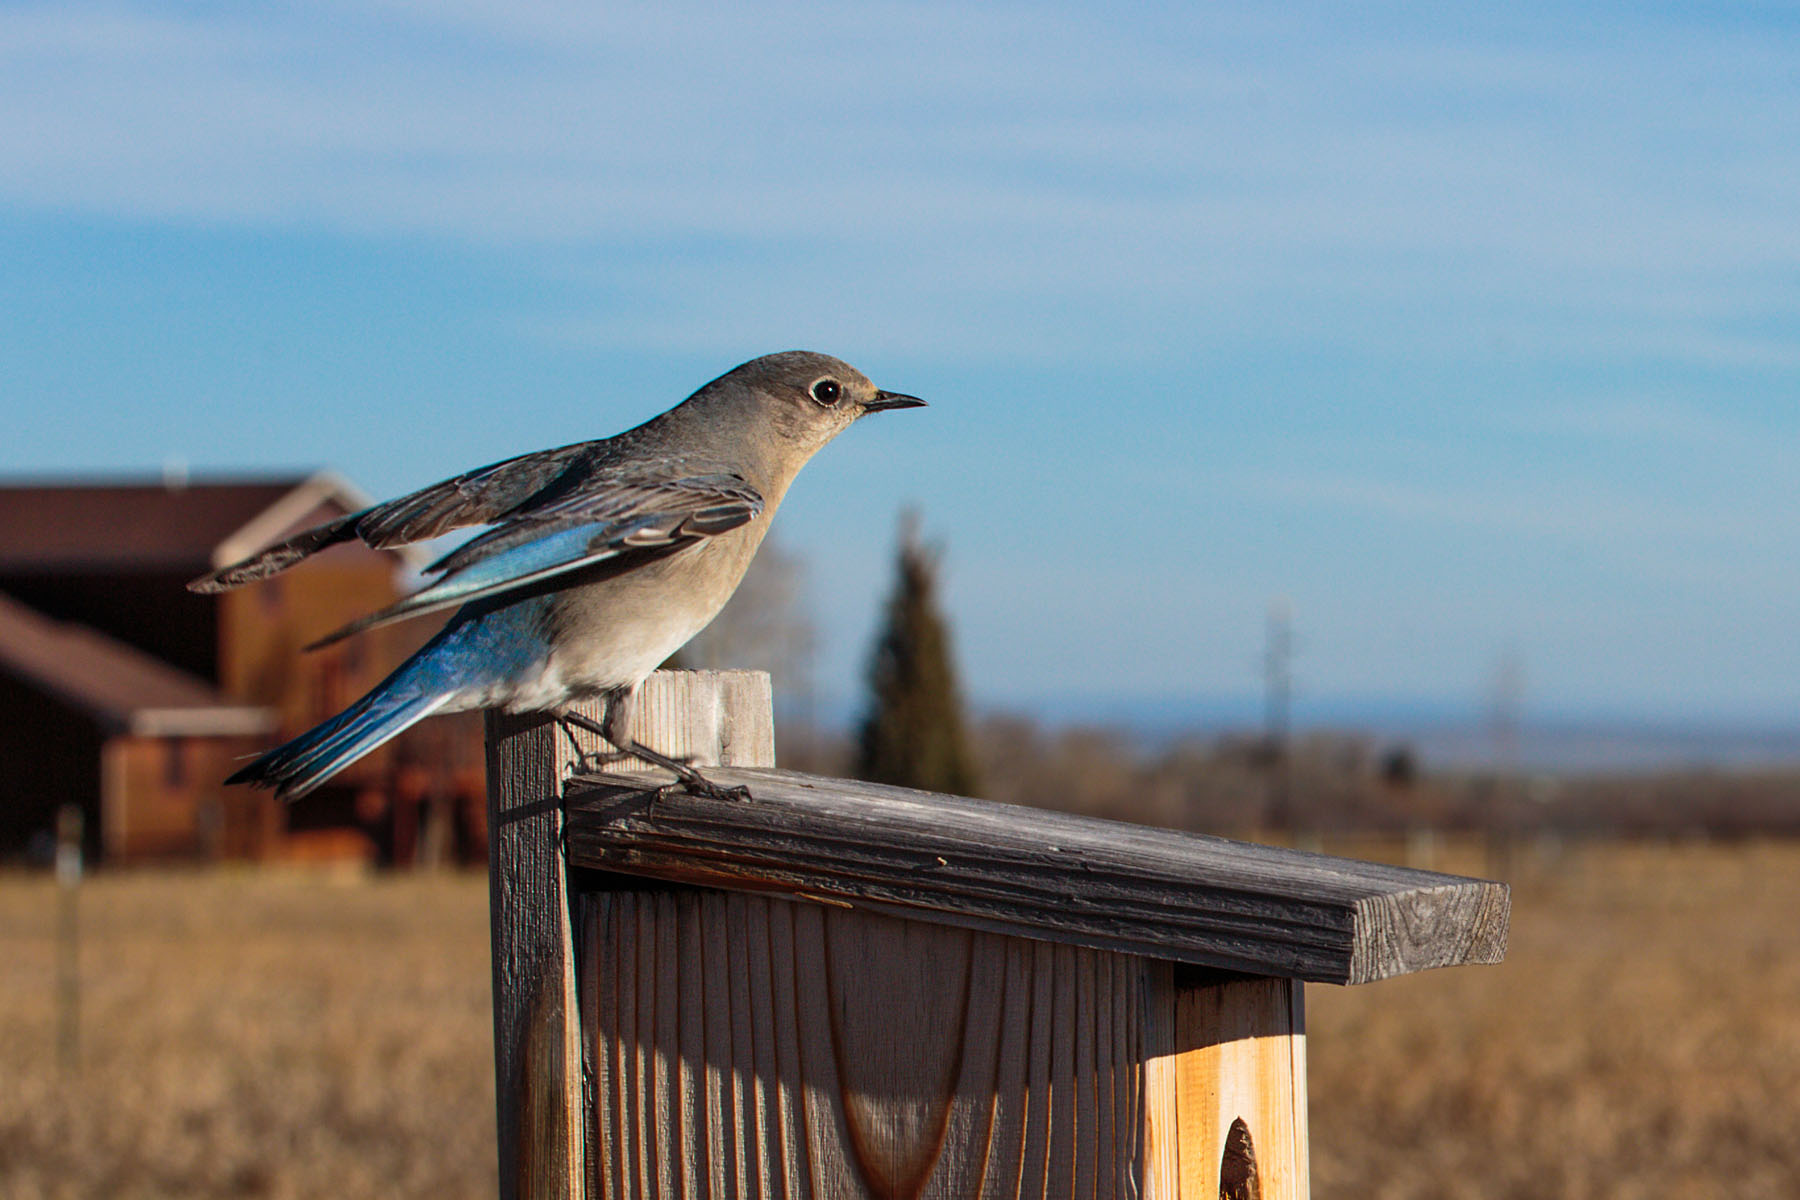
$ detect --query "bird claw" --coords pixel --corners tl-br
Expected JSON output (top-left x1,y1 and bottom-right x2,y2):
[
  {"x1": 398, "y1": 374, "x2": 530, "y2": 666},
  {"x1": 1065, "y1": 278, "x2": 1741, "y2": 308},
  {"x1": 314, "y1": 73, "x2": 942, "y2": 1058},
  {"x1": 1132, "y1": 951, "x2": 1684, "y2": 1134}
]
[
  {"x1": 655, "y1": 777, "x2": 752, "y2": 804},
  {"x1": 561, "y1": 708, "x2": 749, "y2": 800}
]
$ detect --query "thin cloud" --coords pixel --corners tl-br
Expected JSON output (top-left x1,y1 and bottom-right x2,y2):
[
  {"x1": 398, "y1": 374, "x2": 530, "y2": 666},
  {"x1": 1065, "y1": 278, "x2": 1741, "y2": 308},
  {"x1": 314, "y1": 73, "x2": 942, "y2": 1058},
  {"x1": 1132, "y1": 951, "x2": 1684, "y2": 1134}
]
[
  {"x1": 5, "y1": 2, "x2": 1800, "y2": 718},
  {"x1": 4, "y1": 4, "x2": 1797, "y2": 279},
  {"x1": 1237, "y1": 466, "x2": 1795, "y2": 564},
  {"x1": 1494, "y1": 399, "x2": 1767, "y2": 448}
]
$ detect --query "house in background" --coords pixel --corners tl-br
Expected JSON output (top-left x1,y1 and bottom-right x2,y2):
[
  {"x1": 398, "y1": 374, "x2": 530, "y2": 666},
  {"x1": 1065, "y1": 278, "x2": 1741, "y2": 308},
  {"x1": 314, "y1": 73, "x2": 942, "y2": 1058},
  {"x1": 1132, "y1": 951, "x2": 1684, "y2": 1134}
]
[{"x1": 0, "y1": 473, "x2": 486, "y2": 866}]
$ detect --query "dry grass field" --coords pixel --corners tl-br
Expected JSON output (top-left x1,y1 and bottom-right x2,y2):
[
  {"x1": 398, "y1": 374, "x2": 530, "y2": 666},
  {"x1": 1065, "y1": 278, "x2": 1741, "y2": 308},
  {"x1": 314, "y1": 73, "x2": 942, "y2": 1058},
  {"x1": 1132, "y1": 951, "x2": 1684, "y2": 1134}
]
[
  {"x1": 3, "y1": 840, "x2": 1797, "y2": 1198},
  {"x1": 1308, "y1": 838, "x2": 1800, "y2": 1199},
  {"x1": 0, "y1": 870, "x2": 494, "y2": 1200}
]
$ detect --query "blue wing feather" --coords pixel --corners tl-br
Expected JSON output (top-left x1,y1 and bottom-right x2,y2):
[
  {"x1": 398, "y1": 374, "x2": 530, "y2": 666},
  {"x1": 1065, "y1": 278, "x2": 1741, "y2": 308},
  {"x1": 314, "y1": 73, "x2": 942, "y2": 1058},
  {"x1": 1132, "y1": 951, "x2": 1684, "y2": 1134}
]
[{"x1": 304, "y1": 472, "x2": 761, "y2": 648}]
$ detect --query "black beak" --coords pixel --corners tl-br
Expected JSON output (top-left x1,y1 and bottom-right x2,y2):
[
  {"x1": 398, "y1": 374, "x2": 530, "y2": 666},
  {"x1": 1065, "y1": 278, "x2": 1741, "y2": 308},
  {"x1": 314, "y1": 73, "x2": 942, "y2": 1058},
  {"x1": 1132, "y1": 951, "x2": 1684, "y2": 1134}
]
[{"x1": 864, "y1": 390, "x2": 928, "y2": 413}]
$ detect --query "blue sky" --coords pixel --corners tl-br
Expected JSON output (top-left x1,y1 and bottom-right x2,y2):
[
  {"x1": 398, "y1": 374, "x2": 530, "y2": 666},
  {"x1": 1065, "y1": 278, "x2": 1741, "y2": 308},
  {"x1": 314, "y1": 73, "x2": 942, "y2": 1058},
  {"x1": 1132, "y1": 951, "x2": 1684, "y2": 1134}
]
[{"x1": 3, "y1": 2, "x2": 1797, "y2": 729}]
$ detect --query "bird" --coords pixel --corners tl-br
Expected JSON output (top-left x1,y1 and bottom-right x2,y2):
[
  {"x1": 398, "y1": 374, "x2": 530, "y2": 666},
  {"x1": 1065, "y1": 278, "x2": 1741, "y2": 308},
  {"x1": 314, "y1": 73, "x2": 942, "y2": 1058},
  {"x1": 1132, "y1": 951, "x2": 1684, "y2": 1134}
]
[{"x1": 189, "y1": 350, "x2": 925, "y2": 802}]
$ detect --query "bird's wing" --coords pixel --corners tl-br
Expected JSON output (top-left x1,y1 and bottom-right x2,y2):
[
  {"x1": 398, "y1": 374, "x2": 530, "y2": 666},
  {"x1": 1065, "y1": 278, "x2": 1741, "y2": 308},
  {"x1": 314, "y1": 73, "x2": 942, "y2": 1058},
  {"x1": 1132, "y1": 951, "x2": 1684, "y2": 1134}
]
[
  {"x1": 187, "y1": 441, "x2": 599, "y2": 592},
  {"x1": 303, "y1": 467, "x2": 763, "y2": 648}
]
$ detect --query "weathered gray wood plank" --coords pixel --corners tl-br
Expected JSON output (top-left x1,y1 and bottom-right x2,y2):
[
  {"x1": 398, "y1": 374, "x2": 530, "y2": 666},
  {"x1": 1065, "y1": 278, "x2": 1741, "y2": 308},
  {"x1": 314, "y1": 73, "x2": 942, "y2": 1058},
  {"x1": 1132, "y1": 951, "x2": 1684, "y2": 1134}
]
[
  {"x1": 563, "y1": 768, "x2": 1509, "y2": 985},
  {"x1": 486, "y1": 708, "x2": 585, "y2": 1200}
]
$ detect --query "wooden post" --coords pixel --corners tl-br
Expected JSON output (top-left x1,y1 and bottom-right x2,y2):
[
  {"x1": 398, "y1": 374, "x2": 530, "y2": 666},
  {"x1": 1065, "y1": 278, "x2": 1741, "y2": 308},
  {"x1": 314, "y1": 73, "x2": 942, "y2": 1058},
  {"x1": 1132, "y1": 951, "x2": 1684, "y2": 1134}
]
[
  {"x1": 1163, "y1": 975, "x2": 1308, "y2": 1199},
  {"x1": 485, "y1": 706, "x2": 583, "y2": 1200},
  {"x1": 485, "y1": 670, "x2": 775, "y2": 1200},
  {"x1": 486, "y1": 669, "x2": 1510, "y2": 1199}
]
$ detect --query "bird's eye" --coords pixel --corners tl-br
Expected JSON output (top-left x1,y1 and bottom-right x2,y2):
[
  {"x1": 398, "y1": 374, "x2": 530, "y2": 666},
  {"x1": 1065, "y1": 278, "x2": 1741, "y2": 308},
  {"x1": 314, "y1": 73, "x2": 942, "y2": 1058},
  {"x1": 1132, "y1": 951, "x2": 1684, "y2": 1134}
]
[{"x1": 810, "y1": 379, "x2": 842, "y2": 406}]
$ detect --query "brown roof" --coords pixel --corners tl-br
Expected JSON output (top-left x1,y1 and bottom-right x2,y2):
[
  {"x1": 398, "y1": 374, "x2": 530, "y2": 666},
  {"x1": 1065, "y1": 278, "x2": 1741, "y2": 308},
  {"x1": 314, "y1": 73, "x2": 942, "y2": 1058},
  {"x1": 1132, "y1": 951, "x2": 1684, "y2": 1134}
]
[
  {"x1": 0, "y1": 475, "x2": 347, "y2": 572},
  {"x1": 0, "y1": 590, "x2": 273, "y2": 735}
]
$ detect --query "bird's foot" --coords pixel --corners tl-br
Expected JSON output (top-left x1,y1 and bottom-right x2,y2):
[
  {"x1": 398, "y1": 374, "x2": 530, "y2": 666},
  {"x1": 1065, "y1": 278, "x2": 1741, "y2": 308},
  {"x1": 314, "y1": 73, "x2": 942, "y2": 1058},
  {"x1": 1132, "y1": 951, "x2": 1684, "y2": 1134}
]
[
  {"x1": 670, "y1": 774, "x2": 752, "y2": 803},
  {"x1": 558, "y1": 709, "x2": 751, "y2": 800},
  {"x1": 621, "y1": 736, "x2": 751, "y2": 802},
  {"x1": 650, "y1": 761, "x2": 751, "y2": 803}
]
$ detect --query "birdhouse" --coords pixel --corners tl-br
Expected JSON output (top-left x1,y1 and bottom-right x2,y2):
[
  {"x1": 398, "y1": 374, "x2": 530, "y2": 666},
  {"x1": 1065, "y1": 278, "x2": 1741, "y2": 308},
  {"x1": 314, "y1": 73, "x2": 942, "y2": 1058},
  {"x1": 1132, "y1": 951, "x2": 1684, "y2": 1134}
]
[{"x1": 484, "y1": 671, "x2": 1509, "y2": 1199}]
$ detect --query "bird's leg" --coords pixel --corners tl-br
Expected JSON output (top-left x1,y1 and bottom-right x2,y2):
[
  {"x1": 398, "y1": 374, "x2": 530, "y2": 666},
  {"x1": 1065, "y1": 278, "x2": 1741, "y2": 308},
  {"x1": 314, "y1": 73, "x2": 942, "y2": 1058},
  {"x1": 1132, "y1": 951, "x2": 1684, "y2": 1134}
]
[
  {"x1": 621, "y1": 739, "x2": 753, "y2": 804},
  {"x1": 556, "y1": 709, "x2": 630, "y2": 775},
  {"x1": 559, "y1": 694, "x2": 750, "y2": 803}
]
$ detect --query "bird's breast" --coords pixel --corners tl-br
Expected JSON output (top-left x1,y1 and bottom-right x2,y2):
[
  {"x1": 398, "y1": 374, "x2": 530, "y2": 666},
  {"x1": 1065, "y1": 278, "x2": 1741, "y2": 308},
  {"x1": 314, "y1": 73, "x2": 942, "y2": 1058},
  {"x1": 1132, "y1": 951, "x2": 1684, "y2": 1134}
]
[{"x1": 533, "y1": 519, "x2": 772, "y2": 700}]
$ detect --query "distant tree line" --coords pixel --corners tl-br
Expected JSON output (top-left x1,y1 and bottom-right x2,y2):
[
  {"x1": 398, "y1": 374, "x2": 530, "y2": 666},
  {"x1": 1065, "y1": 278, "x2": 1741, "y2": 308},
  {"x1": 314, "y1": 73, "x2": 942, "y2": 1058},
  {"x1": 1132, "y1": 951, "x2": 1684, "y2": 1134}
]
[{"x1": 692, "y1": 517, "x2": 1800, "y2": 841}]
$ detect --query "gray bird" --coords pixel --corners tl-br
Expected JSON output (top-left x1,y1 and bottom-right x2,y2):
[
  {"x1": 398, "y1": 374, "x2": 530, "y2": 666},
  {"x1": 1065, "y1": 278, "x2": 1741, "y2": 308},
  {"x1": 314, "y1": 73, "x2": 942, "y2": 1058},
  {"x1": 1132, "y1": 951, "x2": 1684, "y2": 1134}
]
[{"x1": 190, "y1": 351, "x2": 925, "y2": 801}]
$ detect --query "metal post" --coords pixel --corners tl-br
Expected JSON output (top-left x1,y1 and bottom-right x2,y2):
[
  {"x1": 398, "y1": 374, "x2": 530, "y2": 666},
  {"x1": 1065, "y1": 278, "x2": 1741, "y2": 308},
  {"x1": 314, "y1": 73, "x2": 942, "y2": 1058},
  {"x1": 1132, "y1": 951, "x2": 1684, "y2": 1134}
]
[{"x1": 55, "y1": 804, "x2": 83, "y2": 1072}]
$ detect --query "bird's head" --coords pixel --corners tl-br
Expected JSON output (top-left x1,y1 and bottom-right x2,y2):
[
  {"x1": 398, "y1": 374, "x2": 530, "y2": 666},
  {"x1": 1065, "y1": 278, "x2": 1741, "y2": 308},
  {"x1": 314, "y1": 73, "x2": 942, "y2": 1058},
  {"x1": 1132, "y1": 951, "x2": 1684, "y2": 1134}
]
[{"x1": 700, "y1": 350, "x2": 926, "y2": 458}]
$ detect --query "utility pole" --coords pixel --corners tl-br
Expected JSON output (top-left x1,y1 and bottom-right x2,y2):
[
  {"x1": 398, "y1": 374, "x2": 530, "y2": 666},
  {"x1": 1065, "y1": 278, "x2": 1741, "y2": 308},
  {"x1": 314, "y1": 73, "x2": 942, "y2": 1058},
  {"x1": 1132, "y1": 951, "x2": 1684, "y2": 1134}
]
[
  {"x1": 1263, "y1": 598, "x2": 1294, "y2": 832},
  {"x1": 1486, "y1": 645, "x2": 1525, "y2": 878}
]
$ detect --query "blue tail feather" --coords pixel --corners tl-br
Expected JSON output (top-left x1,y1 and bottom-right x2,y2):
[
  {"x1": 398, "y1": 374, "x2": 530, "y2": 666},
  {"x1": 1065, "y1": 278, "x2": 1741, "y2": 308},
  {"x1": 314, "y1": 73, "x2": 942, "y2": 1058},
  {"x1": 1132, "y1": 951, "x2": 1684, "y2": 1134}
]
[
  {"x1": 229, "y1": 598, "x2": 542, "y2": 801},
  {"x1": 228, "y1": 688, "x2": 450, "y2": 801}
]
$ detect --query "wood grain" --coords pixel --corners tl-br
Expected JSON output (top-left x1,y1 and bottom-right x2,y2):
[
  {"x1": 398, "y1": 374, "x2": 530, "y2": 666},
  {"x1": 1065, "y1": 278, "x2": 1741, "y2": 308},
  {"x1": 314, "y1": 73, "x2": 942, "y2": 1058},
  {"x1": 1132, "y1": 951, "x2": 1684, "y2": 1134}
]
[
  {"x1": 486, "y1": 707, "x2": 586, "y2": 1200},
  {"x1": 580, "y1": 888, "x2": 1151, "y2": 1199},
  {"x1": 1169, "y1": 977, "x2": 1308, "y2": 1200},
  {"x1": 559, "y1": 670, "x2": 776, "y2": 777},
  {"x1": 1139, "y1": 962, "x2": 1181, "y2": 1200},
  {"x1": 563, "y1": 767, "x2": 1509, "y2": 985},
  {"x1": 486, "y1": 670, "x2": 777, "y2": 1200},
  {"x1": 487, "y1": 670, "x2": 1510, "y2": 1198}
]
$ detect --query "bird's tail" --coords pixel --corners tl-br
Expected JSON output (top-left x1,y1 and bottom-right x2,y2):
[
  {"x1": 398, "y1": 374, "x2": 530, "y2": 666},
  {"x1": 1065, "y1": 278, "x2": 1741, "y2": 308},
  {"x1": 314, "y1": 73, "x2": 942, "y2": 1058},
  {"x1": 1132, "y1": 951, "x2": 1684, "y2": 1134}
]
[{"x1": 228, "y1": 684, "x2": 451, "y2": 802}]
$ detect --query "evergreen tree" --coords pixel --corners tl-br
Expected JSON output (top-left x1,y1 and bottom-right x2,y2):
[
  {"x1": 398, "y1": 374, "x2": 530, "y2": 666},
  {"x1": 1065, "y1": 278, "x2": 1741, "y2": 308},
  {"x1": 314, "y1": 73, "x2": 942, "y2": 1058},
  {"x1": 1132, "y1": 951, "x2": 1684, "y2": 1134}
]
[{"x1": 854, "y1": 513, "x2": 981, "y2": 795}]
